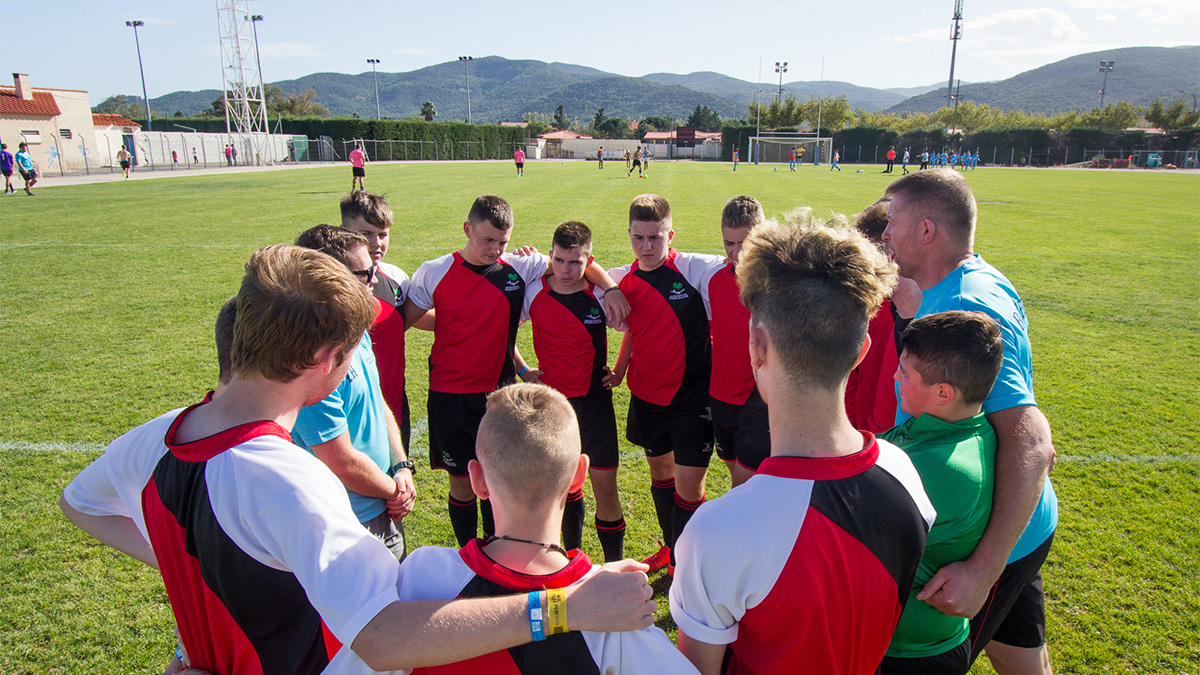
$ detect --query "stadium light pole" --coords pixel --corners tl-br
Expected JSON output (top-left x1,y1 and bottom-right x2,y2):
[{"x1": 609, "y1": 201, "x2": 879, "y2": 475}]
[
  {"x1": 774, "y1": 61, "x2": 787, "y2": 103},
  {"x1": 459, "y1": 56, "x2": 473, "y2": 123},
  {"x1": 946, "y1": 0, "x2": 963, "y2": 102},
  {"x1": 250, "y1": 15, "x2": 269, "y2": 132},
  {"x1": 1098, "y1": 60, "x2": 1115, "y2": 108},
  {"x1": 367, "y1": 59, "x2": 381, "y2": 119},
  {"x1": 125, "y1": 20, "x2": 152, "y2": 131}
]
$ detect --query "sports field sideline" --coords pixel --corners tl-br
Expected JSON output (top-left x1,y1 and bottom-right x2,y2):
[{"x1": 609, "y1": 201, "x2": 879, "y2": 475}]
[{"x1": 1, "y1": 160, "x2": 1196, "y2": 673}]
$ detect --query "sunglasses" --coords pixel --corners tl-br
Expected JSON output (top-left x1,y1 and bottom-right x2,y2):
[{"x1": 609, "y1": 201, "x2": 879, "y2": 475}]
[{"x1": 351, "y1": 263, "x2": 377, "y2": 282}]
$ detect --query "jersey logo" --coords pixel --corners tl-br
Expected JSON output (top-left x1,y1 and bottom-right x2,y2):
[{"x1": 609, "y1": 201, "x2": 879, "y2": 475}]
[
  {"x1": 505, "y1": 272, "x2": 522, "y2": 292},
  {"x1": 583, "y1": 307, "x2": 604, "y2": 325},
  {"x1": 669, "y1": 281, "x2": 689, "y2": 301}
]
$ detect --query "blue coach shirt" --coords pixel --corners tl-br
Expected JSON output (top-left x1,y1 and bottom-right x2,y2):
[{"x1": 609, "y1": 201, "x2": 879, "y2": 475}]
[
  {"x1": 292, "y1": 333, "x2": 391, "y2": 523},
  {"x1": 896, "y1": 254, "x2": 1058, "y2": 563}
]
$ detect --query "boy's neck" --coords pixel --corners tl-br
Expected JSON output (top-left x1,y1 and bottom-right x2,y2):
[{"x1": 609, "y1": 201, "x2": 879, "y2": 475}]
[
  {"x1": 546, "y1": 274, "x2": 588, "y2": 294},
  {"x1": 767, "y1": 387, "x2": 866, "y2": 459},
  {"x1": 175, "y1": 375, "x2": 305, "y2": 445},
  {"x1": 918, "y1": 401, "x2": 984, "y2": 425},
  {"x1": 481, "y1": 506, "x2": 571, "y2": 576}
]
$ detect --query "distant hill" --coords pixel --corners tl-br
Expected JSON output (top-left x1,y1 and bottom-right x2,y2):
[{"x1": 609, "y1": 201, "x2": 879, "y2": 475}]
[
  {"x1": 495, "y1": 76, "x2": 743, "y2": 123},
  {"x1": 883, "y1": 82, "x2": 947, "y2": 99},
  {"x1": 642, "y1": 72, "x2": 905, "y2": 111},
  {"x1": 888, "y1": 46, "x2": 1199, "y2": 114}
]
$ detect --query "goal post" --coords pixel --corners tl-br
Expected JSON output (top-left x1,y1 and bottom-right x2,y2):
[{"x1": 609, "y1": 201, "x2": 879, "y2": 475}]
[{"x1": 750, "y1": 135, "x2": 833, "y2": 166}]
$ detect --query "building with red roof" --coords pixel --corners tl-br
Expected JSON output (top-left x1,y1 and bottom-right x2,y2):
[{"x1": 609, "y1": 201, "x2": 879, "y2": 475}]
[{"x1": 1, "y1": 73, "x2": 95, "y2": 172}]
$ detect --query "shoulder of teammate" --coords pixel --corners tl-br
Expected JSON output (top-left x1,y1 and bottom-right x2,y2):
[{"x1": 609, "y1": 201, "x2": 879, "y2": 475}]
[
  {"x1": 521, "y1": 274, "x2": 548, "y2": 322},
  {"x1": 501, "y1": 251, "x2": 548, "y2": 283},
  {"x1": 407, "y1": 252, "x2": 457, "y2": 309},
  {"x1": 395, "y1": 546, "x2": 474, "y2": 602},
  {"x1": 673, "y1": 251, "x2": 726, "y2": 290},
  {"x1": 607, "y1": 264, "x2": 632, "y2": 286}
]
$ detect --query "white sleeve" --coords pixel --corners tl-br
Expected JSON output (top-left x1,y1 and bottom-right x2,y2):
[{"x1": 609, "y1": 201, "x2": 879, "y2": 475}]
[
  {"x1": 502, "y1": 251, "x2": 549, "y2": 284},
  {"x1": 582, "y1": 625, "x2": 701, "y2": 674},
  {"x1": 407, "y1": 254, "x2": 454, "y2": 310},
  {"x1": 209, "y1": 442, "x2": 401, "y2": 646},
  {"x1": 607, "y1": 265, "x2": 631, "y2": 285},
  {"x1": 676, "y1": 253, "x2": 726, "y2": 319},
  {"x1": 377, "y1": 261, "x2": 410, "y2": 302},
  {"x1": 521, "y1": 277, "x2": 544, "y2": 323},
  {"x1": 395, "y1": 546, "x2": 476, "y2": 602}
]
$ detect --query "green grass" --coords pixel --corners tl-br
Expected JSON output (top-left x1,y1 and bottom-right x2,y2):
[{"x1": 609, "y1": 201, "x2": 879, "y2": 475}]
[{"x1": 1, "y1": 161, "x2": 1197, "y2": 673}]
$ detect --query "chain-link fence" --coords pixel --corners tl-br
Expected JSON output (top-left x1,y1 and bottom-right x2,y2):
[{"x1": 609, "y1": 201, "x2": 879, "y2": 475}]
[
  {"x1": 67, "y1": 131, "x2": 337, "y2": 176},
  {"x1": 340, "y1": 138, "x2": 528, "y2": 162},
  {"x1": 833, "y1": 145, "x2": 1199, "y2": 168}
]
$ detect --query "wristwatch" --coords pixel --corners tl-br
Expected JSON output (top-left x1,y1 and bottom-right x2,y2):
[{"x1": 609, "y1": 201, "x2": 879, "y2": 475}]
[{"x1": 389, "y1": 460, "x2": 415, "y2": 476}]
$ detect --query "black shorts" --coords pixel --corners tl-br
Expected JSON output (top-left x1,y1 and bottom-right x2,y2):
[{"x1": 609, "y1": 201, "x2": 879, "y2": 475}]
[
  {"x1": 120, "y1": 160, "x2": 131, "y2": 169},
  {"x1": 711, "y1": 389, "x2": 770, "y2": 470},
  {"x1": 352, "y1": 166, "x2": 366, "y2": 177},
  {"x1": 427, "y1": 390, "x2": 488, "y2": 476},
  {"x1": 626, "y1": 395, "x2": 713, "y2": 468},
  {"x1": 515, "y1": 162, "x2": 524, "y2": 169},
  {"x1": 19, "y1": 168, "x2": 35, "y2": 181},
  {"x1": 877, "y1": 638, "x2": 970, "y2": 675},
  {"x1": 398, "y1": 389, "x2": 411, "y2": 453},
  {"x1": 1, "y1": 169, "x2": 11, "y2": 177},
  {"x1": 631, "y1": 159, "x2": 642, "y2": 169},
  {"x1": 968, "y1": 532, "x2": 1054, "y2": 658},
  {"x1": 569, "y1": 389, "x2": 619, "y2": 470}
]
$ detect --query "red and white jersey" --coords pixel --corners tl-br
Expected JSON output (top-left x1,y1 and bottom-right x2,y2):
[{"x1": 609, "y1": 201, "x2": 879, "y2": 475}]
[
  {"x1": 62, "y1": 405, "x2": 403, "y2": 675},
  {"x1": 609, "y1": 250, "x2": 724, "y2": 407},
  {"x1": 669, "y1": 435, "x2": 935, "y2": 675},
  {"x1": 700, "y1": 262, "x2": 757, "y2": 406},
  {"x1": 372, "y1": 261, "x2": 410, "y2": 417},
  {"x1": 409, "y1": 251, "x2": 547, "y2": 394},
  {"x1": 397, "y1": 541, "x2": 699, "y2": 675},
  {"x1": 522, "y1": 277, "x2": 608, "y2": 399}
]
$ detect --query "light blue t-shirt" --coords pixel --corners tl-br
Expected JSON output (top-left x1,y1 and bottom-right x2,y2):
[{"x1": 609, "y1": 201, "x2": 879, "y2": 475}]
[
  {"x1": 896, "y1": 254, "x2": 1058, "y2": 563},
  {"x1": 292, "y1": 333, "x2": 390, "y2": 523},
  {"x1": 15, "y1": 150, "x2": 34, "y2": 172}
]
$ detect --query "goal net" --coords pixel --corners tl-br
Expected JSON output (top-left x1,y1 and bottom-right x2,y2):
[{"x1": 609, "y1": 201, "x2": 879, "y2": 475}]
[{"x1": 750, "y1": 135, "x2": 833, "y2": 165}]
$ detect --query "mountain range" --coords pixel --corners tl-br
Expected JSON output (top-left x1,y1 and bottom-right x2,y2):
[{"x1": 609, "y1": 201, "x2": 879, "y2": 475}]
[{"x1": 141, "y1": 45, "x2": 1197, "y2": 123}]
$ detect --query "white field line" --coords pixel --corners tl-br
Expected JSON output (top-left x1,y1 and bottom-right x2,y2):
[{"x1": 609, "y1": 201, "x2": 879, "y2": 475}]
[{"x1": 2, "y1": 434, "x2": 1196, "y2": 465}]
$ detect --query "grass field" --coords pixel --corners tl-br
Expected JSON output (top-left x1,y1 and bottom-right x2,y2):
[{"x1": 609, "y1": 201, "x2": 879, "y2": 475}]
[{"x1": 1, "y1": 160, "x2": 1197, "y2": 674}]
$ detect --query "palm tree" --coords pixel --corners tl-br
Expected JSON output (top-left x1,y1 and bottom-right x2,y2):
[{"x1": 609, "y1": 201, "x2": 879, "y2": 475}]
[{"x1": 420, "y1": 101, "x2": 437, "y2": 122}]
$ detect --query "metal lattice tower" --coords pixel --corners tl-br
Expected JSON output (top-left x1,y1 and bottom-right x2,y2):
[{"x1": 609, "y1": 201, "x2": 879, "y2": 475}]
[
  {"x1": 217, "y1": 0, "x2": 270, "y2": 163},
  {"x1": 946, "y1": 0, "x2": 964, "y2": 102}
]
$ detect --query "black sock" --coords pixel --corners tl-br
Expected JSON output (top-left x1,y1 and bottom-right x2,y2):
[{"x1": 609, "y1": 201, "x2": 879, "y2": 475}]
[
  {"x1": 650, "y1": 477, "x2": 676, "y2": 543},
  {"x1": 480, "y1": 498, "x2": 495, "y2": 539},
  {"x1": 671, "y1": 493, "x2": 706, "y2": 565},
  {"x1": 595, "y1": 517, "x2": 627, "y2": 562},
  {"x1": 448, "y1": 495, "x2": 478, "y2": 547},
  {"x1": 562, "y1": 489, "x2": 585, "y2": 552}
]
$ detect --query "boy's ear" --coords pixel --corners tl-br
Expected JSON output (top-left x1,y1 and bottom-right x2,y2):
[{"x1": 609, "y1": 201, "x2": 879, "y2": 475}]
[
  {"x1": 935, "y1": 381, "x2": 956, "y2": 406},
  {"x1": 463, "y1": 221, "x2": 473, "y2": 238},
  {"x1": 853, "y1": 333, "x2": 873, "y2": 369},
  {"x1": 587, "y1": 255, "x2": 595, "y2": 266},
  {"x1": 568, "y1": 454, "x2": 590, "y2": 493},
  {"x1": 749, "y1": 323, "x2": 769, "y2": 369},
  {"x1": 467, "y1": 459, "x2": 490, "y2": 500},
  {"x1": 315, "y1": 344, "x2": 341, "y2": 375}
]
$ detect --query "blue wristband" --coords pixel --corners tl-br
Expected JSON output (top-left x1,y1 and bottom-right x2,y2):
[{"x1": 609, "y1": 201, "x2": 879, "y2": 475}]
[
  {"x1": 518, "y1": 365, "x2": 529, "y2": 378},
  {"x1": 528, "y1": 591, "x2": 545, "y2": 641}
]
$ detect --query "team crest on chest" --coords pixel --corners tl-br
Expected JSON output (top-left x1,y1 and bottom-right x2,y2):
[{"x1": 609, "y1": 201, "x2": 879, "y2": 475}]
[
  {"x1": 583, "y1": 306, "x2": 604, "y2": 325},
  {"x1": 504, "y1": 272, "x2": 522, "y2": 292},
  {"x1": 669, "y1": 281, "x2": 689, "y2": 301}
]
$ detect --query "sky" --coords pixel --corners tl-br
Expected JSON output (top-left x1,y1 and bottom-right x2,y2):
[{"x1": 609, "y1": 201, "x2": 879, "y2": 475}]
[{"x1": 6, "y1": 0, "x2": 1198, "y2": 104}]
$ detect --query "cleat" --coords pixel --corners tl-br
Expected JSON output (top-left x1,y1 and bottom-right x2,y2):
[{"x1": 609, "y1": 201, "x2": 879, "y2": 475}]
[{"x1": 640, "y1": 542, "x2": 670, "y2": 573}]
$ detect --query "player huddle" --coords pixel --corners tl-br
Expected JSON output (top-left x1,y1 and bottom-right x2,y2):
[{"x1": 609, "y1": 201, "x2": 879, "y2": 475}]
[{"x1": 60, "y1": 168, "x2": 1057, "y2": 675}]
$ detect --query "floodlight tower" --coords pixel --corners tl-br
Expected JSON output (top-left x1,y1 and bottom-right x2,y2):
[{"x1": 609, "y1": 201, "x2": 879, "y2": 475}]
[
  {"x1": 775, "y1": 61, "x2": 788, "y2": 103},
  {"x1": 125, "y1": 20, "x2": 152, "y2": 131},
  {"x1": 459, "y1": 56, "x2": 473, "y2": 123},
  {"x1": 1098, "y1": 60, "x2": 1115, "y2": 108},
  {"x1": 946, "y1": 0, "x2": 963, "y2": 102},
  {"x1": 367, "y1": 59, "x2": 381, "y2": 119},
  {"x1": 217, "y1": 0, "x2": 270, "y2": 164}
]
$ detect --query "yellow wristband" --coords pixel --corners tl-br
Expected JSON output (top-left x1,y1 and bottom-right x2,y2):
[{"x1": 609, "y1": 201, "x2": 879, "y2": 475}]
[{"x1": 545, "y1": 587, "x2": 568, "y2": 635}]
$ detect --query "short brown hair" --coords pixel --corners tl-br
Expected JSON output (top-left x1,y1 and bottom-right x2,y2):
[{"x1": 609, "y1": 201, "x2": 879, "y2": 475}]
[
  {"x1": 476, "y1": 383, "x2": 580, "y2": 507},
  {"x1": 629, "y1": 193, "x2": 671, "y2": 224},
  {"x1": 884, "y1": 168, "x2": 977, "y2": 245},
  {"x1": 900, "y1": 311, "x2": 1003, "y2": 404},
  {"x1": 853, "y1": 198, "x2": 890, "y2": 244},
  {"x1": 215, "y1": 295, "x2": 238, "y2": 385},
  {"x1": 231, "y1": 245, "x2": 376, "y2": 382},
  {"x1": 738, "y1": 214, "x2": 897, "y2": 391},
  {"x1": 552, "y1": 221, "x2": 592, "y2": 251},
  {"x1": 722, "y1": 196, "x2": 765, "y2": 229},
  {"x1": 294, "y1": 224, "x2": 368, "y2": 268},
  {"x1": 468, "y1": 194, "x2": 514, "y2": 230},
  {"x1": 339, "y1": 191, "x2": 393, "y2": 229}
]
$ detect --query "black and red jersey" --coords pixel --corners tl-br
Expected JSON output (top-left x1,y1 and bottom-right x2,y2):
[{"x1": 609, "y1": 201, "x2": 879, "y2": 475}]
[
  {"x1": 611, "y1": 249, "x2": 724, "y2": 407},
  {"x1": 370, "y1": 262, "x2": 410, "y2": 417},
  {"x1": 669, "y1": 436, "x2": 936, "y2": 675},
  {"x1": 409, "y1": 251, "x2": 546, "y2": 394},
  {"x1": 397, "y1": 541, "x2": 698, "y2": 674},
  {"x1": 523, "y1": 277, "x2": 607, "y2": 399},
  {"x1": 704, "y1": 262, "x2": 757, "y2": 406}
]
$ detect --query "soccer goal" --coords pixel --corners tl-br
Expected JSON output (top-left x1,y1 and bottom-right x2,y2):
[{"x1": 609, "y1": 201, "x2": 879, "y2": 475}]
[{"x1": 750, "y1": 135, "x2": 833, "y2": 166}]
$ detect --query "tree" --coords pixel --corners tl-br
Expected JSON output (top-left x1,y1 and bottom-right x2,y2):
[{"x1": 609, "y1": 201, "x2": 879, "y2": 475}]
[
  {"x1": 597, "y1": 117, "x2": 630, "y2": 139},
  {"x1": 1145, "y1": 96, "x2": 1200, "y2": 132},
  {"x1": 592, "y1": 107, "x2": 607, "y2": 132},
  {"x1": 1080, "y1": 101, "x2": 1142, "y2": 130},
  {"x1": 420, "y1": 101, "x2": 437, "y2": 122},
  {"x1": 92, "y1": 95, "x2": 152, "y2": 119},
  {"x1": 553, "y1": 104, "x2": 569, "y2": 130},
  {"x1": 640, "y1": 115, "x2": 677, "y2": 133},
  {"x1": 273, "y1": 88, "x2": 330, "y2": 117},
  {"x1": 522, "y1": 112, "x2": 553, "y2": 136},
  {"x1": 685, "y1": 104, "x2": 722, "y2": 132}
]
